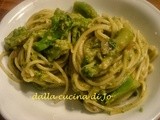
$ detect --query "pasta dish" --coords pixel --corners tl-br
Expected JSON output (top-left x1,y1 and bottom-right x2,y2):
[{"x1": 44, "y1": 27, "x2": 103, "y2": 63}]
[{"x1": 0, "y1": 1, "x2": 158, "y2": 115}]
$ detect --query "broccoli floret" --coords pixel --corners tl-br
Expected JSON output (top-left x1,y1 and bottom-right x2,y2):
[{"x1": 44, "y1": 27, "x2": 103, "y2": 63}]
[
  {"x1": 81, "y1": 61, "x2": 99, "y2": 78},
  {"x1": 44, "y1": 40, "x2": 71, "y2": 61},
  {"x1": 73, "y1": 1, "x2": 98, "y2": 18},
  {"x1": 4, "y1": 27, "x2": 30, "y2": 51},
  {"x1": 96, "y1": 76, "x2": 140, "y2": 105}
]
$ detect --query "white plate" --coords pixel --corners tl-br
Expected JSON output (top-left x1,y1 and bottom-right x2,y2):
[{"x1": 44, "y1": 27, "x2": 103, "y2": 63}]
[{"x1": 0, "y1": 0, "x2": 160, "y2": 120}]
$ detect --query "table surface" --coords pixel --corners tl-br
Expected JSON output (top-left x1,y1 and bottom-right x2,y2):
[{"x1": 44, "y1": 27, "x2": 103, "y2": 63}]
[{"x1": 0, "y1": 0, "x2": 160, "y2": 120}]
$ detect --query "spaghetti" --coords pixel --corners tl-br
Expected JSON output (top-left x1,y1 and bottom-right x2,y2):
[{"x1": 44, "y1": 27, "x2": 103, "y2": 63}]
[
  {"x1": 71, "y1": 15, "x2": 158, "y2": 114},
  {"x1": 0, "y1": 9, "x2": 70, "y2": 95}
]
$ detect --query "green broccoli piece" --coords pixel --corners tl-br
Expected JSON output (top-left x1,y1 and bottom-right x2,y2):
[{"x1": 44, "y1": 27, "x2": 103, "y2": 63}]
[
  {"x1": 96, "y1": 76, "x2": 140, "y2": 105},
  {"x1": 44, "y1": 40, "x2": 71, "y2": 61},
  {"x1": 113, "y1": 27, "x2": 134, "y2": 53},
  {"x1": 33, "y1": 8, "x2": 93, "y2": 52},
  {"x1": 33, "y1": 30, "x2": 60, "y2": 52},
  {"x1": 33, "y1": 8, "x2": 72, "y2": 52},
  {"x1": 107, "y1": 76, "x2": 140, "y2": 104},
  {"x1": 4, "y1": 27, "x2": 30, "y2": 51},
  {"x1": 81, "y1": 61, "x2": 99, "y2": 78},
  {"x1": 73, "y1": 1, "x2": 98, "y2": 18}
]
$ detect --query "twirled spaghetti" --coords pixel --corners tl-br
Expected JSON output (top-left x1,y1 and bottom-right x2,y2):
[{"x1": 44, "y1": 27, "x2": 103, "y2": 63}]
[
  {"x1": 71, "y1": 15, "x2": 158, "y2": 114},
  {"x1": 0, "y1": 9, "x2": 70, "y2": 95}
]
